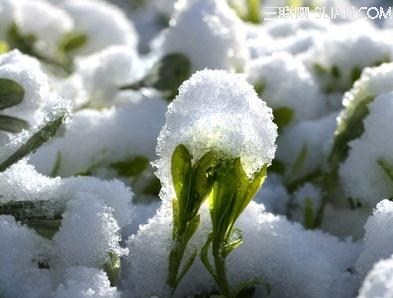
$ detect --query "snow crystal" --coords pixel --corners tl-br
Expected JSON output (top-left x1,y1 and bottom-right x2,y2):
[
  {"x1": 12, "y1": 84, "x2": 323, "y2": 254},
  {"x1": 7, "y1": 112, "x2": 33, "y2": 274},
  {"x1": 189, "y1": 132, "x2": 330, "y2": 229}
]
[
  {"x1": 61, "y1": 0, "x2": 138, "y2": 56},
  {"x1": 53, "y1": 266, "x2": 119, "y2": 298},
  {"x1": 340, "y1": 92, "x2": 393, "y2": 205},
  {"x1": 159, "y1": 0, "x2": 248, "y2": 72},
  {"x1": 356, "y1": 200, "x2": 393, "y2": 279},
  {"x1": 154, "y1": 69, "x2": 277, "y2": 202}
]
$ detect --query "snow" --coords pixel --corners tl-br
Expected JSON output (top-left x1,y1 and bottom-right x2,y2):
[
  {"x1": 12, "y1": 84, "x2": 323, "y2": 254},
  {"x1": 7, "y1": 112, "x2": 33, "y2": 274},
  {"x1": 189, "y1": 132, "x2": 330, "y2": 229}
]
[{"x1": 159, "y1": 0, "x2": 249, "y2": 72}]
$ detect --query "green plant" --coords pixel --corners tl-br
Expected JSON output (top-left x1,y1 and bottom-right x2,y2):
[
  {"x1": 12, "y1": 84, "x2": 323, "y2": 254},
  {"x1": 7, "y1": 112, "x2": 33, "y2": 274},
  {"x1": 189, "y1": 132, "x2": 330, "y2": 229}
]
[
  {"x1": 166, "y1": 144, "x2": 217, "y2": 294},
  {"x1": 167, "y1": 144, "x2": 269, "y2": 297},
  {"x1": 200, "y1": 158, "x2": 267, "y2": 297}
]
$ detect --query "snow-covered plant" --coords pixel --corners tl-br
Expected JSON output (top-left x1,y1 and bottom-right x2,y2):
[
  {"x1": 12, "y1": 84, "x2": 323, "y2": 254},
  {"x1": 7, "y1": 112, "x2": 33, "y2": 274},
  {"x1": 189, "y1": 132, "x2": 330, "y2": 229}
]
[
  {"x1": 153, "y1": 69, "x2": 277, "y2": 295},
  {"x1": 314, "y1": 62, "x2": 393, "y2": 227},
  {"x1": 0, "y1": 50, "x2": 69, "y2": 172},
  {"x1": 158, "y1": 0, "x2": 249, "y2": 72},
  {"x1": 301, "y1": 24, "x2": 393, "y2": 98}
]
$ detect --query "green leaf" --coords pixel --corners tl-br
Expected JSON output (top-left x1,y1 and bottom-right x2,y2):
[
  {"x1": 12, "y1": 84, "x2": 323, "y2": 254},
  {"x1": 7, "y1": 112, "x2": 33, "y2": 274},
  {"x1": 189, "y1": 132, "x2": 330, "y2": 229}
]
[
  {"x1": 58, "y1": 32, "x2": 87, "y2": 54},
  {"x1": 176, "y1": 249, "x2": 198, "y2": 285},
  {"x1": 50, "y1": 152, "x2": 62, "y2": 177},
  {"x1": 121, "y1": 53, "x2": 191, "y2": 101},
  {"x1": 141, "y1": 176, "x2": 161, "y2": 197},
  {"x1": 245, "y1": 0, "x2": 261, "y2": 23},
  {"x1": 253, "y1": 82, "x2": 265, "y2": 96},
  {"x1": 377, "y1": 159, "x2": 393, "y2": 184},
  {"x1": 103, "y1": 252, "x2": 121, "y2": 286},
  {"x1": 234, "y1": 278, "x2": 271, "y2": 298},
  {"x1": 7, "y1": 22, "x2": 36, "y2": 55},
  {"x1": 183, "y1": 215, "x2": 200, "y2": 244},
  {"x1": 350, "y1": 66, "x2": 362, "y2": 84},
  {"x1": 25, "y1": 219, "x2": 62, "y2": 239},
  {"x1": 329, "y1": 96, "x2": 374, "y2": 173},
  {"x1": 222, "y1": 228, "x2": 243, "y2": 258},
  {"x1": 0, "y1": 115, "x2": 28, "y2": 133},
  {"x1": 192, "y1": 151, "x2": 219, "y2": 205},
  {"x1": 200, "y1": 234, "x2": 215, "y2": 278},
  {"x1": 313, "y1": 63, "x2": 328, "y2": 76},
  {"x1": 111, "y1": 156, "x2": 149, "y2": 177},
  {"x1": 303, "y1": 198, "x2": 314, "y2": 230},
  {"x1": 208, "y1": 158, "x2": 242, "y2": 238},
  {"x1": 290, "y1": 143, "x2": 307, "y2": 176},
  {"x1": 171, "y1": 144, "x2": 193, "y2": 216},
  {"x1": 0, "y1": 40, "x2": 9, "y2": 54},
  {"x1": 145, "y1": 53, "x2": 191, "y2": 92},
  {"x1": 273, "y1": 107, "x2": 294, "y2": 128},
  {"x1": 0, "y1": 78, "x2": 25, "y2": 110},
  {"x1": 331, "y1": 65, "x2": 341, "y2": 79},
  {"x1": 0, "y1": 115, "x2": 65, "y2": 172}
]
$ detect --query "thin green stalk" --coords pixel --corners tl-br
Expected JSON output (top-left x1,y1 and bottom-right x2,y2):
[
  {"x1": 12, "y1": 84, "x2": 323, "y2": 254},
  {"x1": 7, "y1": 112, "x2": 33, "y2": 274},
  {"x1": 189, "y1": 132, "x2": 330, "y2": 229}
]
[{"x1": 212, "y1": 239, "x2": 232, "y2": 297}]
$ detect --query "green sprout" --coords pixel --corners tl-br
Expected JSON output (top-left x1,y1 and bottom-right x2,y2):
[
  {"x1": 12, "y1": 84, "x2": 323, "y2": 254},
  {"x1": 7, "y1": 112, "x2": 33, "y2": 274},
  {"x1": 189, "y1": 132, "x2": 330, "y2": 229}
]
[
  {"x1": 167, "y1": 144, "x2": 268, "y2": 296},
  {"x1": 167, "y1": 144, "x2": 217, "y2": 294},
  {"x1": 120, "y1": 53, "x2": 191, "y2": 101},
  {"x1": 201, "y1": 158, "x2": 267, "y2": 297}
]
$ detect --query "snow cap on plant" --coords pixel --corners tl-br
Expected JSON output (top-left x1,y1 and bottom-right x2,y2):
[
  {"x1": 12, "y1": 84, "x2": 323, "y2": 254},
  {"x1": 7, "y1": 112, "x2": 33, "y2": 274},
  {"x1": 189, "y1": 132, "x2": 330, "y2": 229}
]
[
  {"x1": 61, "y1": 0, "x2": 138, "y2": 56},
  {"x1": 154, "y1": 69, "x2": 277, "y2": 294},
  {"x1": 160, "y1": 0, "x2": 249, "y2": 72},
  {"x1": 340, "y1": 92, "x2": 393, "y2": 204},
  {"x1": 155, "y1": 69, "x2": 277, "y2": 202}
]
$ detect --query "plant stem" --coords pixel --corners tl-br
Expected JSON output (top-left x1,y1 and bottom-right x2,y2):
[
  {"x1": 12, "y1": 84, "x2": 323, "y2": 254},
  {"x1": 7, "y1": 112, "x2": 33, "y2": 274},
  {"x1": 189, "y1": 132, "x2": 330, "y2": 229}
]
[{"x1": 212, "y1": 243, "x2": 232, "y2": 298}]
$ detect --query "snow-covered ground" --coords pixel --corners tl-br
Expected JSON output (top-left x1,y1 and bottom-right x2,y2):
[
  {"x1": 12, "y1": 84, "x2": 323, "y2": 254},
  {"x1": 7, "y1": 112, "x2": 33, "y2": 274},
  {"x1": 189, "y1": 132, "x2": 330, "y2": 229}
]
[{"x1": 2, "y1": 0, "x2": 393, "y2": 297}]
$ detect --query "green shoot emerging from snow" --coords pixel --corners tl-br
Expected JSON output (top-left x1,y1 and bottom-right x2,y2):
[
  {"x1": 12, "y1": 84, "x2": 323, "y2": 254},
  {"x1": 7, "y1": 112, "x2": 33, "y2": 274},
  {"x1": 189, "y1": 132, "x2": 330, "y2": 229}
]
[
  {"x1": 167, "y1": 144, "x2": 217, "y2": 293},
  {"x1": 168, "y1": 144, "x2": 268, "y2": 297},
  {"x1": 201, "y1": 158, "x2": 267, "y2": 297}
]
